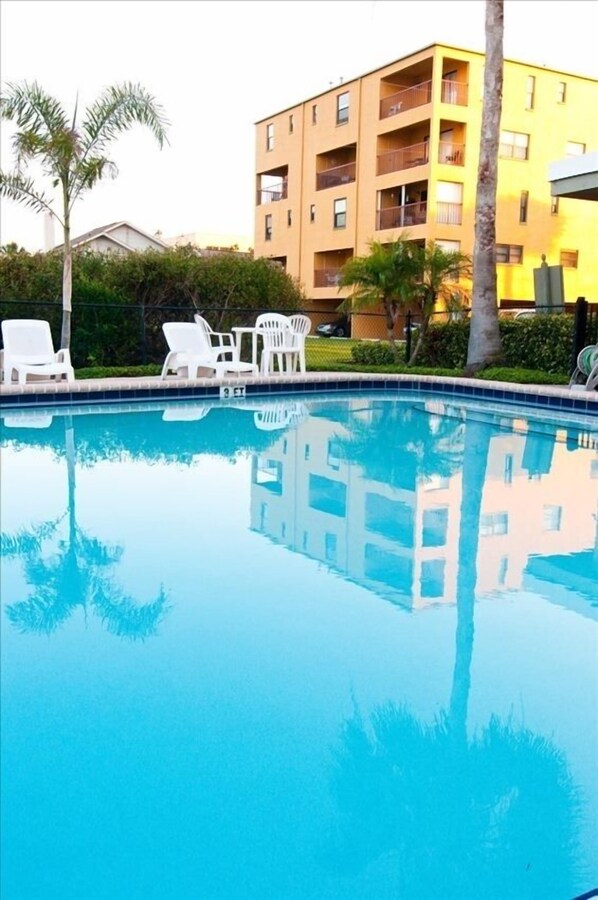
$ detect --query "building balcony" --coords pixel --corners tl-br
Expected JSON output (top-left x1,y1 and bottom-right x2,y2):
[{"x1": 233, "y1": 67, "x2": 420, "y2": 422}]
[
  {"x1": 436, "y1": 202, "x2": 463, "y2": 225},
  {"x1": 314, "y1": 268, "x2": 343, "y2": 288},
  {"x1": 377, "y1": 201, "x2": 427, "y2": 231},
  {"x1": 440, "y1": 79, "x2": 469, "y2": 105},
  {"x1": 438, "y1": 141, "x2": 465, "y2": 165},
  {"x1": 256, "y1": 181, "x2": 288, "y2": 205},
  {"x1": 316, "y1": 161, "x2": 357, "y2": 191},
  {"x1": 379, "y1": 81, "x2": 432, "y2": 120},
  {"x1": 377, "y1": 141, "x2": 429, "y2": 176}
]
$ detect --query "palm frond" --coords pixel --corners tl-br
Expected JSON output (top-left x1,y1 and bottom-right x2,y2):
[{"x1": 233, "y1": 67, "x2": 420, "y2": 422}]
[
  {"x1": 80, "y1": 81, "x2": 169, "y2": 156},
  {"x1": 0, "y1": 171, "x2": 58, "y2": 219},
  {"x1": 0, "y1": 81, "x2": 69, "y2": 136},
  {"x1": 70, "y1": 156, "x2": 118, "y2": 204}
]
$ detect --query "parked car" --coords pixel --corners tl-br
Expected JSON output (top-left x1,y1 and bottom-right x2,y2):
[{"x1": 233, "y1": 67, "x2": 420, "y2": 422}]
[{"x1": 315, "y1": 316, "x2": 351, "y2": 338}]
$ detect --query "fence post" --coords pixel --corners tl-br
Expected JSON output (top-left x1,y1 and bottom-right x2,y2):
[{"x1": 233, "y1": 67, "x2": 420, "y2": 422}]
[
  {"x1": 405, "y1": 310, "x2": 412, "y2": 363},
  {"x1": 140, "y1": 305, "x2": 147, "y2": 365},
  {"x1": 571, "y1": 296, "x2": 587, "y2": 374}
]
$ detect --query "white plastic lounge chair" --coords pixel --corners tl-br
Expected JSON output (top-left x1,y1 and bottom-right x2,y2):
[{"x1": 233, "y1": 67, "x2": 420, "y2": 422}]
[
  {"x1": 162, "y1": 403, "x2": 213, "y2": 421},
  {"x1": 569, "y1": 344, "x2": 598, "y2": 392},
  {"x1": 255, "y1": 313, "x2": 300, "y2": 375},
  {"x1": 161, "y1": 322, "x2": 258, "y2": 379},
  {"x1": 2, "y1": 412, "x2": 54, "y2": 428},
  {"x1": 1, "y1": 319, "x2": 74, "y2": 385},
  {"x1": 287, "y1": 314, "x2": 312, "y2": 373},
  {"x1": 193, "y1": 315, "x2": 238, "y2": 361}
]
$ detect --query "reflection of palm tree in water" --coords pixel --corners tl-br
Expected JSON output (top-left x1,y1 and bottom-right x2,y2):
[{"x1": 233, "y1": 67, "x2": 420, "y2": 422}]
[
  {"x1": 326, "y1": 412, "x2": 582, "y2": 897},
  {"x1": 2, "y1": 418, "x2": 169, "y2": 641}
]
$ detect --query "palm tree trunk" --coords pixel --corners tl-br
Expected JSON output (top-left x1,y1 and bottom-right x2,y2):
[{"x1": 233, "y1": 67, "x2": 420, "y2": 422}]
[
  {"x1": 466, "y1": 0, "x2": 504, "y2": 373},
  {"x1": 61, "y1": 183, "x2": 72, "y2": 350}
]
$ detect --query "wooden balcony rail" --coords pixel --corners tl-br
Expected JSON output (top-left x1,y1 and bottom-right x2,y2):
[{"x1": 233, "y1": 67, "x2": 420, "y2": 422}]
[
  {"x1": 379, "y1": 81, "x2": 432, "y2": 119},
  {"x1": 316, "y1": 161, "x2": 356, "y2": 191},
  {"x1": 377, "y1": 141, "x2": 430, "y2": 176},
  {"x1": 256, "y1": 182, "x2": 288, "y2": 205},
  {"x1": 436, "y1": 201, "x2": 463, "y2": 225},
  {"x1": 438, "y1": 142, "x2": 465, "y2": 165},
  {"x1": 377, "y1": 201, "x2": 427, "y2": 231},
  {"x1": 314, "y1": 268, "x2": 343, "y2": 288},
  {"x1": 441, "y1": 80, "x2": 469, "y2": 105}
]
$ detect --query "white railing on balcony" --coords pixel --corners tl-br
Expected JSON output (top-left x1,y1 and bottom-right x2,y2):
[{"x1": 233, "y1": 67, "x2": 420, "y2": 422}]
[
  {"x1": 316, "y1": 161, "x2": 356, "y2": 191},
  {"x1": 438, "y1": 142, "x2": 465, "y2": 165},
  {"x1": 436, "y1": 202, "x2": 463, "y2": 225},
  {"x1": 314, "y1": 268, "x2": 343, "y2": 288},
  {"x1": 377, "y1": 201, "x2": 427, "y2": 231},
  {"x1": 377, "y1": 141, "x2": 429, "y2": 175},
  {"x1": 379, "y1": 81, "x2": 432, "y2": 119},
  {"x1": 441, "y1": 80, "x2": 469, "y2": 105},
  {"x1": 256, "y1": 181, "x2": 288, "y2": 205}
]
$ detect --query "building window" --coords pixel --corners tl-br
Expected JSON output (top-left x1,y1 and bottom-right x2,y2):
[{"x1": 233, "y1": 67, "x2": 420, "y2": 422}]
[
  {"x1": 304, "y1": 443, "x2": 311, "y2": 461},
  {"x1": 498, "y1": 556, "x2": 509, "y2": 585},
  {"x1": 421, "y1": 559, "x2": 446, "y2": 599},
  {"x1": 435, "y1": 239, "x2": 461, "y2": 253},
  {"x1": 560, "y1": 249, "x2": 578, "y2": 268},
  {"x1": 499, "y1": 130, "x2": 529, "y2": 160},
  {"x1": 266, "y1": 123, "x2": 274, "y2": 151},
  {"x1": 480, "y1": 512, "x2": 509, "y2": 536},
  {"x1": 557, "y1": 81, "x2": 567, "y2": 103},
  {"x1": 496, "y1": 244, "x2": 523, "y2": 264},
  {"x1": 525, "y1": 75, "x2": 535, "y2": 110},
  {"x1": 504, "y1": 454, "x2": 513, "y2": 484},
  {"x1": 327, "y1": 439, "x2": 342, "y2": 470},
  {"x1": 336, "y1": 91, "x2": 349, "y2": 124},
  {"x1": 324, "y1": 532, "x2": 338, "y2": 563},
  {"x1": 333, "y1": 198, "x2": 347, "y2": 229},
  {"x1": 310, "y1": 204, "x2": 316, "y2": 223},
  {"x1": 422, "y1": 507, "x2": 449, "y2": 548},
  {"x1": 312, "y1": 104, "x2": 318, "y2": 125},
  {"x1": 551, "y1": 196, "x2": 559, "y2": 215},
  {"x1": 543, "y1": 505, "x2": 562, "y2": 531},
  {"x1": 519, "y1": 190, "x2": 529, "y2": 223},
  {"x1": 565, "y1": 140, "x2": 585, "y2": 156},
  {"x1": 289, "y1": 114, "x2": 294, "y2": 134},
  {"x1": 264, "y1": 214, "x2": 272, "y2": 241},
  {"x1": 287, "y1": 209, "x2": 292, "y2": 227}
]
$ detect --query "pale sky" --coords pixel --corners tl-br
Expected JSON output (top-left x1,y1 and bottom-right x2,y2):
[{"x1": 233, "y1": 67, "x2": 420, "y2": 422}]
[{"x1": 1, "y1": 0, "x2": 597, "y2": 252}]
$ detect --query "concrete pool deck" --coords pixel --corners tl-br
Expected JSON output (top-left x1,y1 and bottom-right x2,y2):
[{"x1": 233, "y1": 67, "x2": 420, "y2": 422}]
[{"x1": 1, "y1": 371, "x2": 597, "y2": 414}]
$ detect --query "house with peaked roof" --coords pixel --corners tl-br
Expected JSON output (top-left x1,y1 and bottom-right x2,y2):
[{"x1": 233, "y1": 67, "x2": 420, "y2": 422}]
[{"x1": 53, "y1": 221, "x2": 169, "y2": 254}]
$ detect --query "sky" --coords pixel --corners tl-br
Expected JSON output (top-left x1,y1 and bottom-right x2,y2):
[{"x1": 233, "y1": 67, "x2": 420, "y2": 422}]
[{"x1": 1, "y1": 0, "x2": 597, "y2": 252}]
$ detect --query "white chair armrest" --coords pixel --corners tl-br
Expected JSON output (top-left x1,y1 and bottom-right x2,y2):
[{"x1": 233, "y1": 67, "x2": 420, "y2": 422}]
[{"x1": 56, "y1": 348, "x2": 72, "y2": 366}]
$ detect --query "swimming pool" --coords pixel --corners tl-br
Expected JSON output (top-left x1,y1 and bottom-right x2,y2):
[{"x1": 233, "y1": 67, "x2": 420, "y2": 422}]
[{"x1": 1, "y1": 392, "x2": 597, "y2": 899}]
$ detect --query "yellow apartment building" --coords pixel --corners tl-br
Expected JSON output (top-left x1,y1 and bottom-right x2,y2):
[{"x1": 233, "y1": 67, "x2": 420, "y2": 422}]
[{"x1": 254, "y1": 43, "x2": 598, "y2": 336}]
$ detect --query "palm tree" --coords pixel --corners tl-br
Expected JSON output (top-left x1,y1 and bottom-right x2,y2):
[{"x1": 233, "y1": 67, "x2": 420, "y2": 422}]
[
  {"x1": 466, "y1": 0, "x2": 504, "y2": 372},
  {"x1": 0, "y1": 81, "x2": 169, "y2": 349},
  {"x1": 408, "y1": 240, "x2": 471, "y2": 365},
  {"x1": 338, "y1": 237, "x2": 417, "y2": 353}
]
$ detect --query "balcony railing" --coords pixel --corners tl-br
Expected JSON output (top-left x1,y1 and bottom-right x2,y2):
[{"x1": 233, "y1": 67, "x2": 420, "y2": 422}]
[
  {"x1": 379, "y1": 81, "x2": 432, "y2": 119},
  {"x1": 438, "y1": 142, "x2": 465, "y2": 165},
  {"x1": 377, "y1": 141, "x2": 429, "y2": 175},
  {"x1": 377, "y1": 201, "x2": 427, "y2": 231},
  {"x1": 316, "y1": 161, "x2": 356, "y2": 191},
  {"x1": 256, "y1": 181, "x2": 288, "y2": 205},
  {"x1": 314, "y1": 268, "x2": 343, "y2": 288},
  {"x1": 436, "y1": 202, "x2": 463, "y2": 225},
  {"x1": 441, "y1": 80, "x2": 469, "y2": 105}
]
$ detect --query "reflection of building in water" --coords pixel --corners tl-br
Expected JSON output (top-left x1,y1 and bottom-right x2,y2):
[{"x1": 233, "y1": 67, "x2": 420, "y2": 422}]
[{"x1": 250, "y1": 400, "x2": 597, "y2": 612}]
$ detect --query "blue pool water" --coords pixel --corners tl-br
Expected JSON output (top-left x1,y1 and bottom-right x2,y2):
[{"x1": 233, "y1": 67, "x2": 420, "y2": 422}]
[{"x1": 1, "y1": 392, "x2": 597, "y2": 900}]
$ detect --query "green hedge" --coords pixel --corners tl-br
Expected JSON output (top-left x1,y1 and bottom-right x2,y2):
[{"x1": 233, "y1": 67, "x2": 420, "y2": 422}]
[
  {"x1": 0, "y1": 245, "x2": 306, "y2": 368},
  {"x1": 352, "y1": 315, "x2": 575, "y2": 374}
]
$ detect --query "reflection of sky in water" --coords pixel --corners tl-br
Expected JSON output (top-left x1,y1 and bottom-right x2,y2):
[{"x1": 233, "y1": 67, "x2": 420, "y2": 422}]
[{"x1": 1, "y1": 395, "x2": 597, "y2": 900}]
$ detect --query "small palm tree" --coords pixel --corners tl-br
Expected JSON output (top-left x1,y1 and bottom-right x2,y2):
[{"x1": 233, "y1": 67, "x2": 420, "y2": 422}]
[
  {"x1": 0, "y1": 81, "x2": 169, "y2": 349},
  {"x1": 338, "y1": 237, "x2": 417, "y2": 353},
  {"x1": 408, "y1": 240, "x2": 471, "y2": 365}
]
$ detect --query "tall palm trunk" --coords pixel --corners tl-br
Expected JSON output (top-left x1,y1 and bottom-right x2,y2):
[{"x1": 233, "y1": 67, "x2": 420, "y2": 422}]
[
  {"x1": 466, "y1": 0, "x2": 504, "y2": 372},
  {"x1": 61, "y1": 180, "x2": 72, "y2": 350}
]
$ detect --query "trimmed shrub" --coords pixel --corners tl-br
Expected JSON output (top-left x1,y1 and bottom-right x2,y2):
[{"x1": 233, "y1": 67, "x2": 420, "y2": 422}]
[{"x1": 351, "y1": 341, "x2": 400, "y2": 366}]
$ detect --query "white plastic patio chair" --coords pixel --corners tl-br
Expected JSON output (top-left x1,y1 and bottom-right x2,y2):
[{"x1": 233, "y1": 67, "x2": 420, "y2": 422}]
[
  {"x1": 287, "y1": 314, "x2": 312, "y2": 373},
  {"x1": 193, "y1": 314, "x2": 238, "y2": 362},
  {"x1": 161, "y1": 322, "x2": 258, "y2": 379},
  {"x1": 569, "y1": 343, "x2": 598, "y2": 392},
  {"x1": 255, "y1": 313, "x2": 300, "y2": 375},
  {"x1": 1, "y1": 319, "x2": 74, "y2": 385}
]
